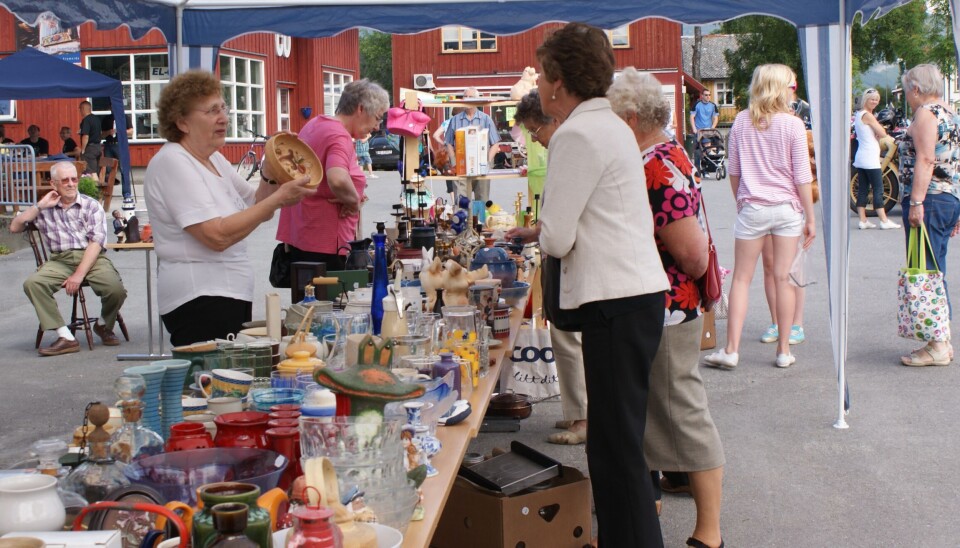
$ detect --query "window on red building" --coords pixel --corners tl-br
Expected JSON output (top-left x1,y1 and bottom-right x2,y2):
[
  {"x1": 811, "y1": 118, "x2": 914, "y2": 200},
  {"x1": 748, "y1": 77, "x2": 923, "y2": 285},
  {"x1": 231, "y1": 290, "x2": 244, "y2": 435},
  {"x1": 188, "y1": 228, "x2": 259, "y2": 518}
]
[
  {"x1": 220, "y1": 54, "x2": 266, "y2": 139},
  {"x1": 324, "y1": 72, "x2": 353, "y2": 115},
  {"x1": 605, "y1": 25, "x2": 630, "y2": 48},
  {"x1": 441, "y1": 27, "x2": 497, "y2": 52},
  {"x1": 88, "y1": 53, "x2": 168, "y2": 141},
  {"x1": 278, "y1": 88, "x2": 291, "y2": 132}
]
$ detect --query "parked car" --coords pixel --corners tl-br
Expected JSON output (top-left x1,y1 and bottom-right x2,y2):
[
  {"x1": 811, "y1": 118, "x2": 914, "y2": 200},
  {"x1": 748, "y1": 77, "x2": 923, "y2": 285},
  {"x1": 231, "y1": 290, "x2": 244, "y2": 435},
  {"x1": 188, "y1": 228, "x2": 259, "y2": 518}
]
[{"x1": 369, "y1": 133, "x2": 400, "y2": 170}]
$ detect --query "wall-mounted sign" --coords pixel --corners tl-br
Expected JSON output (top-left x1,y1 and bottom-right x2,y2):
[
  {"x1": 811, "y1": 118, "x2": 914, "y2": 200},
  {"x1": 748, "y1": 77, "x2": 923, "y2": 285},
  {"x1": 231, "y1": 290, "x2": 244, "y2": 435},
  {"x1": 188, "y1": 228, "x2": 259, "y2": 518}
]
[{"x1": 15, "y1": 11, "x2": 81, "y2": 65}]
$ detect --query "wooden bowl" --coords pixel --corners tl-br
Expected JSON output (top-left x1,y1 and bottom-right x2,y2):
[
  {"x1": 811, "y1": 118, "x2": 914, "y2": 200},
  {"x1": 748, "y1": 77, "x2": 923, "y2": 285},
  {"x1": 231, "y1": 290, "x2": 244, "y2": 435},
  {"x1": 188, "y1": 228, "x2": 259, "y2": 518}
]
[{"x1": 263, "y1": 133, "x2": 323, "y2": 188}]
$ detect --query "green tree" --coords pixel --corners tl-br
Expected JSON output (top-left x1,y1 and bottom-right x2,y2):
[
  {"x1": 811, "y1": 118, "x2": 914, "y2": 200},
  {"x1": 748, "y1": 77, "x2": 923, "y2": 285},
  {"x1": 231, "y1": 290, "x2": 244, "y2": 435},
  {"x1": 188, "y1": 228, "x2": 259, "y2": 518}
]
[
  {"x1": 359, "y1": 30, "x2": 393, "y2": 98},
  {"x1": 719, "y1": 16, "x2": 804, "y2": 110}
]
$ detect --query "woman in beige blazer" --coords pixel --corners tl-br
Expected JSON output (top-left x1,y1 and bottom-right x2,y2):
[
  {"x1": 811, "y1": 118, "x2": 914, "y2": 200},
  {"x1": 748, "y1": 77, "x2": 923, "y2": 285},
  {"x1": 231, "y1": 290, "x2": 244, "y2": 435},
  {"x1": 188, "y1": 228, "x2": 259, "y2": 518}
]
[{"x1": 536, "y1": 23, "x2": 670, "y2": 547}]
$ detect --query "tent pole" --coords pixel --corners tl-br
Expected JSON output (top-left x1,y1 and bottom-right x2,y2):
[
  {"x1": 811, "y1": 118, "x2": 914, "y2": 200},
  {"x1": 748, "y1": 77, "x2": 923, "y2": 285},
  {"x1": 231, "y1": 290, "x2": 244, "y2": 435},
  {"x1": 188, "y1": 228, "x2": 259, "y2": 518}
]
[
  {"x1": 834, "y1": 0, "x2": 850, "y2": 430},
  {"x1": 175, "y1": 1, "x2": 186, "y2": 75}
]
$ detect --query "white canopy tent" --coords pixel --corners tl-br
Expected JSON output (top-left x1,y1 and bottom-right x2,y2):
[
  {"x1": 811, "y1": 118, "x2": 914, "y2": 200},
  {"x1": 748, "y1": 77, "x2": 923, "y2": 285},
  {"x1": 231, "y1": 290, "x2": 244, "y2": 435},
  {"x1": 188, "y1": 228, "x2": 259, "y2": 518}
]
[{"x1": 2, "y1": 0, "x2": 955, "y2": 428}]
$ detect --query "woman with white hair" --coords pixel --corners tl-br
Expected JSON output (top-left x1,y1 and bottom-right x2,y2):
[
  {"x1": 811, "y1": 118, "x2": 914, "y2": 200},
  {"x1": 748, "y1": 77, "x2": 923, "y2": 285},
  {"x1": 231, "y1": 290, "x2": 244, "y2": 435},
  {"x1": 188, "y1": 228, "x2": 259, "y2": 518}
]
[
  {"x1": 703, "y1": 63, "x2": 816, "y2": 370},
  {"x1": 609, "y1": 67, "x2": 725, "y2": 548},
  {"x1": 898, "y1": 63, "x2": 960, "y2": 366},
  {"x1": 854, "y1": 87, "x2": 900, "y2": 230}
]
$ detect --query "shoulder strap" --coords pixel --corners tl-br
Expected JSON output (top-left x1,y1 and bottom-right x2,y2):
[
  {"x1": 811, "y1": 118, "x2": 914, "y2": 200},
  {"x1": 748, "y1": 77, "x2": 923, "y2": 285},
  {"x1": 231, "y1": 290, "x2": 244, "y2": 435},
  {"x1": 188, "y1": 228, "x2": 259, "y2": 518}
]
[{"x1": 699, "y1": 188, "x2": 714, "y2": 246}]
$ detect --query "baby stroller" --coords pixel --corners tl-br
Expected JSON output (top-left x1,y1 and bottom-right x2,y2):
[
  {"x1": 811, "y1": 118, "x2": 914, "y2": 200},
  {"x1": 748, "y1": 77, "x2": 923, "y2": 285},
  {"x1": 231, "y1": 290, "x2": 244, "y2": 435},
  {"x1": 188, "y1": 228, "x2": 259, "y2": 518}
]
[{"x1": 697, "y1": 129, "x2": 727, "y2": 180}]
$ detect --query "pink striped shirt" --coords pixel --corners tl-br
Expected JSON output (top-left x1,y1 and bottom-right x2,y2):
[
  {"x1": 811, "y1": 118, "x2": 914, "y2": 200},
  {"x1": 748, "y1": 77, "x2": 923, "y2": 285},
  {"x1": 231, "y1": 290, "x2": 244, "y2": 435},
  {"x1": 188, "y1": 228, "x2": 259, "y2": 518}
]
[{"x1": 727, "y1": 111, "x2": 812, "y2": 211}]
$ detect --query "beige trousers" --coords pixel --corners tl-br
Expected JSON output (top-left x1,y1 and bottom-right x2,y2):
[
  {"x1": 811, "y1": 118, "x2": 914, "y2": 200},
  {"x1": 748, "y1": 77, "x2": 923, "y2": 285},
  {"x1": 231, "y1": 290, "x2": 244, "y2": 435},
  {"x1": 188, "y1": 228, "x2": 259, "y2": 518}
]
[{"x1": 549, "y1": 324, "x2": 588, "y2": 421}]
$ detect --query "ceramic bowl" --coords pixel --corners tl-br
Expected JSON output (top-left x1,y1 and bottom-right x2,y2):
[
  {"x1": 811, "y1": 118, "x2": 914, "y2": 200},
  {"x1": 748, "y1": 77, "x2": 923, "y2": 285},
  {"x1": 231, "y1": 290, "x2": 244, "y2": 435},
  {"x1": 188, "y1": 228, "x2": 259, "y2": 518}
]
[
  {"x1": 122, "y1": 447, "x2": 287, "y2": 506},
  {"x1": 249, "y1": 387, "x2": 305, "y2": 412},
  {"x1": 499, "y1": 281, "x2": 530, "y2": 307},
  {"x1": 264, "y1": 133, "x2": 323, "y2": 188}
]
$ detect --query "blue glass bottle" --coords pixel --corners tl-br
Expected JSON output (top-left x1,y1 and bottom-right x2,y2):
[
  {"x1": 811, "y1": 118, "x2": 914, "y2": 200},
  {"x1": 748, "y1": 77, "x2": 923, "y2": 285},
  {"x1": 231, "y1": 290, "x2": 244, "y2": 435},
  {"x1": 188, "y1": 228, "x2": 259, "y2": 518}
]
[{"x1": 371, "y1": 223, "x2": 389, "y2": 335}]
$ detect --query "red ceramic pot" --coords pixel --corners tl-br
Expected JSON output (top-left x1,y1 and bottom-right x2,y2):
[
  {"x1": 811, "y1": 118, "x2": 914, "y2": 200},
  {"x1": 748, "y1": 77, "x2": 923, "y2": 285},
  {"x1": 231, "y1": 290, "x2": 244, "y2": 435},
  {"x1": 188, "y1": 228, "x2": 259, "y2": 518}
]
[
  {"x1": 266, "y1": 426, "x2": 301, "y2": 491},
  {"x1": 214, "y1": 411, "x2": 270, "y2": 449},
  {"x1": 165, "y1": 422, "x2": 214, "y2": 452},
  {"x1": 268, "y1": 410, "x2": 301, "y2": 421},
  {"x1": 268, "y1": 418, "x2": 300, "y2": 430},
  {"x1": 270, "y1": 404, "x2": 301, "y2": 413}
]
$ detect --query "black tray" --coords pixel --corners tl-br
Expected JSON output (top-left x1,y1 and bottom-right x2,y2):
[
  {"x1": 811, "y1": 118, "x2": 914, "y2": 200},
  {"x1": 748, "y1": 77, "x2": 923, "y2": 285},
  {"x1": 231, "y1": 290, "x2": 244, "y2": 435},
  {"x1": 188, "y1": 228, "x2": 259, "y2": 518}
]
[{"x1": 457, "y1": 441, "x2": 561, "y2": 495}]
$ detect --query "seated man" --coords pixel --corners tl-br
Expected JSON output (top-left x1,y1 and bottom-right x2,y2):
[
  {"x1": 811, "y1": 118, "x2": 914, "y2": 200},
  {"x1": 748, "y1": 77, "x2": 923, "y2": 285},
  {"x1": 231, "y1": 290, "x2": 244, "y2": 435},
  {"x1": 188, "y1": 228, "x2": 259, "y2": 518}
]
[
  {"x1": 10, "y1": 161, "x2": 128, "y2": 356},
  {"x1": 19, "y1": 124, "x2": 50, "y2": 157},
  {"x1": 60, "y1": 126, "x2": 80, "y2": 160}
]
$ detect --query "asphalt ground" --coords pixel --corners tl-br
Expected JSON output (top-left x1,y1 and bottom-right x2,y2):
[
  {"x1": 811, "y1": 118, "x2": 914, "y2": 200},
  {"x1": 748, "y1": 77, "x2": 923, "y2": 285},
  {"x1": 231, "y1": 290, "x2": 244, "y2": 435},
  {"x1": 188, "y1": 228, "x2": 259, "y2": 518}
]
[{"x1": 1, "y1": 166, "x2": 958, "y2": 546}]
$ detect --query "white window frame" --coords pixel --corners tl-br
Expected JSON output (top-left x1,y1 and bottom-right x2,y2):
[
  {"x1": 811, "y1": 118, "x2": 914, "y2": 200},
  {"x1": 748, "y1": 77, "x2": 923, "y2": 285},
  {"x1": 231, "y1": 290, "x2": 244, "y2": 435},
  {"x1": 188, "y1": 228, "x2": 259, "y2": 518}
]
[
  {"x1": 0, "y1": 100, "x2": 15, "y2": 122},
  {"x1": 277, "y1": 88, "x2": 291, "y2": 132},
  {"x1": 715, "y1": 80, "x2": 735, "y2": 107},
  {"x1": 606, "y1": 25, "x2": 630, "y2": 48},
  {"x1": 441, "y1": 26, "x2": 498, "y2": 52},
  {"x1": 324, "y1": 72, "x2": 354, "y2": 116},
  {"x1": 220, "y1": 54, "x2": 266, "y2": 140},
  {"x1": 87, "y1": 52, "x2": 169, "y2": 142}
]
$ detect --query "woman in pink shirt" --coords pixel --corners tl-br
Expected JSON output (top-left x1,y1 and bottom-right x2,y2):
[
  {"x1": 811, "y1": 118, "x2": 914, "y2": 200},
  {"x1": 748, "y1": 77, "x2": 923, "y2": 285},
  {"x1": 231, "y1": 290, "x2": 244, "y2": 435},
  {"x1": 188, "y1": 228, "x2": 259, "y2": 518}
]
[
  {"x1": 704, "y1": 64, "x2": 816, "y2": 370},
  {"x1": 275, "y1": 79, "x2": 389, "y2": 272}
]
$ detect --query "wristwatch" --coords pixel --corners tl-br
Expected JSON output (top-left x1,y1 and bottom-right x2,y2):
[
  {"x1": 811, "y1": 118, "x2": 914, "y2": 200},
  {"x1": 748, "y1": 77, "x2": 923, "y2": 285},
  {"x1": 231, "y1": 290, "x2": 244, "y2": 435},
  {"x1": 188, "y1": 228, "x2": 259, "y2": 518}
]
[{"x1": 909, "y1": 200, "x2": 924, "y2": 206}]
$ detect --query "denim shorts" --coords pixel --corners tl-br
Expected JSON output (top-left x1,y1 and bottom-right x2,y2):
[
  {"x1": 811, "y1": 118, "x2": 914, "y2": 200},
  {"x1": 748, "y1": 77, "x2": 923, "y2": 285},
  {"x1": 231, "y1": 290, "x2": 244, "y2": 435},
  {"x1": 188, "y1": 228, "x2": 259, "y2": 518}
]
[{"x1": 734, "y1": 202, "x2": 803, "y2": 239}]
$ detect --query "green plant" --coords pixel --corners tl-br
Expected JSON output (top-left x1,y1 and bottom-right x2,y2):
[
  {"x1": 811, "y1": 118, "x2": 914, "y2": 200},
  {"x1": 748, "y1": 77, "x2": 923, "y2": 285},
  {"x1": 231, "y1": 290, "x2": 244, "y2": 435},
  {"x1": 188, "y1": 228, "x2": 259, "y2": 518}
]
[
  {"x1": 0, "y1": 244, "x2": 10, "y2": 256},
  {"x1": 77, "y1": 176, "x2": 100, "y2": 200}
]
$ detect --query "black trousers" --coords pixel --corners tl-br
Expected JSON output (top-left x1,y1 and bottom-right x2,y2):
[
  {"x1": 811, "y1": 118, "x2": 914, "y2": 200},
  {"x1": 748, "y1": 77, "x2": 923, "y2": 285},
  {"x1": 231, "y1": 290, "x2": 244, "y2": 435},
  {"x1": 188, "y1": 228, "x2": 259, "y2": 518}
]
[
  {"x1": 579, "y1": 292, "x2": 665, "y2": 548},
  {"x1": 162, "y1": 295, "x2": 252, "y2": 347}
]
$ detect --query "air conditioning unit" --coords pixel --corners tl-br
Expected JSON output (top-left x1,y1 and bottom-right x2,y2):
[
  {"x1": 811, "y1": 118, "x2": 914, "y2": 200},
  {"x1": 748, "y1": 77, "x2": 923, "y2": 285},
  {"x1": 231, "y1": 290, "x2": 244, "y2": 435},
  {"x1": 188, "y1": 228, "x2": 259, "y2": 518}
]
[{"x1": 413, "y1": 73, "x2": 435, "y2": 90}]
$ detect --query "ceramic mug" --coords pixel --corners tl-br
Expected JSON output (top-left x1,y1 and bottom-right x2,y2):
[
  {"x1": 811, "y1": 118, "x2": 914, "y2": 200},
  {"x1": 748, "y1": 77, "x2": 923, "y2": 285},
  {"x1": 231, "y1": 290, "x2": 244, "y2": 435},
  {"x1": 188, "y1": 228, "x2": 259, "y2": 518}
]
[
  {"x1": 206, "y1": 397, "x2": 243, "y2": 416},
  {"x1": 198, "y1": 368, "x2": 254, "y2": 399},
  {"x1": 468, "y1": 285, "x2": 497, "y2": 326},
  {"x1": 181, "y1": 397, "x2": 208, "y2": 416}
]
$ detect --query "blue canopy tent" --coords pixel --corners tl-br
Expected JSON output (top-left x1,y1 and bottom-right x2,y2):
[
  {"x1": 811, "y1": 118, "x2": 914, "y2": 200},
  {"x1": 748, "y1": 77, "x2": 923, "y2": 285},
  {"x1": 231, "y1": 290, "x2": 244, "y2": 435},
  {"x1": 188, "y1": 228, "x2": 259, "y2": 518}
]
[
  {"x1": 0, "y1": 48, "x2": 132, "y2": 195},
  {"x1": 4, "y1": 0, "x2": 955, "y2": 428}
]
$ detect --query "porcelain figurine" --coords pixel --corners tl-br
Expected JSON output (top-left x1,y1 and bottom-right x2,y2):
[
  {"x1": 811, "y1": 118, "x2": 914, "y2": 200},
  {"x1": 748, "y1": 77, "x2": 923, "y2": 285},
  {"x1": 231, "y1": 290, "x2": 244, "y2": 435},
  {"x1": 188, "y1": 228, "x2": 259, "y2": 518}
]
[
  {"x1": 420, "y1": 257, "x2": 444, "y2": 311},
  {"x1": 442, "y1": 260, "x2": 469, "y2": 306}
]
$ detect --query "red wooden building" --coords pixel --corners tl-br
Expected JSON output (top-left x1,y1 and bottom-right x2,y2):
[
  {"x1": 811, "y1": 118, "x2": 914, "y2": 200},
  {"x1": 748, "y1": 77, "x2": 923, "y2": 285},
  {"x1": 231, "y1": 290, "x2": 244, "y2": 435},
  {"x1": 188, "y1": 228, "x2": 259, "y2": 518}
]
[
  {"x1": 0, "y1": 8, "x2": 358, "y2": 166},
  {"x1": 391, "y1": 20, "x2": 701, "y2": 136}
]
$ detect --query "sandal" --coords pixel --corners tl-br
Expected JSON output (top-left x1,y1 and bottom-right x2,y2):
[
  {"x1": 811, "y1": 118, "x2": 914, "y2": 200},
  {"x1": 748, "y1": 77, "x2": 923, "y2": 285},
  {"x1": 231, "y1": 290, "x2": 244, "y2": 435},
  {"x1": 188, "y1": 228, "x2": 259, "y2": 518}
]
[
  {"x1": 687, "y1": 538, "x2": 724, "y2": 548},
  {"x1": 901, "y1": 344, "x2": 951, "y2": 367},
  {"x1": 547, "y1": 427, "x2": 587, "y2": 445}
]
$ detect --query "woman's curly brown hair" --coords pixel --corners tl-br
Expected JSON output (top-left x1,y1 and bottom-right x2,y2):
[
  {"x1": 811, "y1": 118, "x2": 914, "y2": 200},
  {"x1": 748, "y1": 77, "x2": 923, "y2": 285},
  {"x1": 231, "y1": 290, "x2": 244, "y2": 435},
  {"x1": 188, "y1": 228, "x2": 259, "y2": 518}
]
[
  {"x1": 536, "y1": 23, "x2": 615, "y2": 100},
  {"x1": 157, "y1": 70, "x2": 222, "y2": 143}
]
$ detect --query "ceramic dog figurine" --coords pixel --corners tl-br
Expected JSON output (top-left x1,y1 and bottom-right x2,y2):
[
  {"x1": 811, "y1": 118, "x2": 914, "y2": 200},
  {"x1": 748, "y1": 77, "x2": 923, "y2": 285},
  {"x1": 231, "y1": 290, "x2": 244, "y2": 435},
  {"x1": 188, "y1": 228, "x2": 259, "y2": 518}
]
[{"x1": 510, "y1": 67, "x2": 538, "y2": 100}]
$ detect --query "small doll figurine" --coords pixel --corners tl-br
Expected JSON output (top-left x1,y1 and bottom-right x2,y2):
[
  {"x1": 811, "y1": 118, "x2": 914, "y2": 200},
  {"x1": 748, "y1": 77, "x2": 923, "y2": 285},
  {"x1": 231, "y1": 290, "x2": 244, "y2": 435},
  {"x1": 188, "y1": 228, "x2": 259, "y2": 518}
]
[{"x1": 111, "y1": 210, "x2": 127, "y2": 243}]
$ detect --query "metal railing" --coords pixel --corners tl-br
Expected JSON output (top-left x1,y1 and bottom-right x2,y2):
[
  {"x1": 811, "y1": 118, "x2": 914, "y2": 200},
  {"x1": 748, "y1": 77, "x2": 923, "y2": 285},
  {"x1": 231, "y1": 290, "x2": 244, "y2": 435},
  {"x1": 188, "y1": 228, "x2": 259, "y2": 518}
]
[{"x1": 0, "y1": 145, "x2": 36, "y2": 211}]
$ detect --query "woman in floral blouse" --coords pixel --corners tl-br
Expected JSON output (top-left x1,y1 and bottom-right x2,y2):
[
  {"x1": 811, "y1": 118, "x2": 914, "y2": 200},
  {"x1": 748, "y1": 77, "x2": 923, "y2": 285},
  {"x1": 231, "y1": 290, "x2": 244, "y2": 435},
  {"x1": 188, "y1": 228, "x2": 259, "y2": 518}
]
[
  {"x1": 609, "y1": 67, "x2": 725, "y2": 548},
  {"x1": 898, "y1": 63, "x2": 960, "y2": 366}
]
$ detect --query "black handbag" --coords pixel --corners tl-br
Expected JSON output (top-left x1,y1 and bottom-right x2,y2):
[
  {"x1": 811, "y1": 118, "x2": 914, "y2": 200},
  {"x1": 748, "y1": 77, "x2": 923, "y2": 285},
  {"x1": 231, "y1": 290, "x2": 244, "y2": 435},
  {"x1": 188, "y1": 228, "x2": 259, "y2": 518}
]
[
  {"x1": 269, "y1": 242, "x2": 292, "y2": 288},
  {"x1": 541, "y1": 254, "x2": 583, "y2": 332}
]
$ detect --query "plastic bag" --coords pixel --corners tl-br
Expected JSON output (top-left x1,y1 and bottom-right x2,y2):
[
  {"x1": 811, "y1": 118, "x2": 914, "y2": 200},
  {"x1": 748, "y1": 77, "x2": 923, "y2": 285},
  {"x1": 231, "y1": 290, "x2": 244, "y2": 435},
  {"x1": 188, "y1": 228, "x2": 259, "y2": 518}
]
[{"x1": 789, "y1": 241, "x2": 816, "y2": 288}]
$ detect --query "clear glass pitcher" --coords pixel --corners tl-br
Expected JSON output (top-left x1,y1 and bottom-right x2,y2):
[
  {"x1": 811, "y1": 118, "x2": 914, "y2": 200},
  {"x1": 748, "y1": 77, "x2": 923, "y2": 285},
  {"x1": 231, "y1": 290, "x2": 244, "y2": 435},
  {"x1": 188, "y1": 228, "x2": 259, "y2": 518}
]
[{"x1": 440, "y1": 306, "x2": 481, "y2": 346}]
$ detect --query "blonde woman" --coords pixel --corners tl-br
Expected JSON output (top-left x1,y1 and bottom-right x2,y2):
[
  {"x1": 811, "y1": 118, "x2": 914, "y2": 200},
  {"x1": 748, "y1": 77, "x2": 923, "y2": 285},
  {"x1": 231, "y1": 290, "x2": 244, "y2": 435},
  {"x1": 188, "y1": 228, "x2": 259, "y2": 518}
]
[
  {"x1": 854, "y1": 87, "x2": 899, "y2": 229},
  {"x1": 703, "y1": 64, "x2": 815, "y2": 370}
]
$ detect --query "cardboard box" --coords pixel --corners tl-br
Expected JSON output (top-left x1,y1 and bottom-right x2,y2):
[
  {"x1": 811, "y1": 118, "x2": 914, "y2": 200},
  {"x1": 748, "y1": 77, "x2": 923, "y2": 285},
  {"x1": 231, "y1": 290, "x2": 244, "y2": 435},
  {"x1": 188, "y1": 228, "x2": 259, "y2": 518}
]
[
  {"x1": 462, "y1": 127, "x2": 481, "y2": 176},
  {"x1": 431, "y1": 465, "x2": 592, "y2": 548},
  {"x1": 455, "y1": 127, "x2": 467, "y2": 176},
  {"x1": 2, "y1": 531, "x2": 121, "y2": 548}
]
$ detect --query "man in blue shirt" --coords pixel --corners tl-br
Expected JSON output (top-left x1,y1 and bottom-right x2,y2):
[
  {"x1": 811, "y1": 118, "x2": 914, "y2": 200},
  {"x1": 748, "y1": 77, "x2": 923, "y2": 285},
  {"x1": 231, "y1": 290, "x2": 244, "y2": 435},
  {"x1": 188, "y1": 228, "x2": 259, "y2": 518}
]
[
  {"x1": 689, "y1": 89, "x2": 718, "y2": 171},
  {"x1": 443, "y1": 87, "x2": 501, "y2": 203}
]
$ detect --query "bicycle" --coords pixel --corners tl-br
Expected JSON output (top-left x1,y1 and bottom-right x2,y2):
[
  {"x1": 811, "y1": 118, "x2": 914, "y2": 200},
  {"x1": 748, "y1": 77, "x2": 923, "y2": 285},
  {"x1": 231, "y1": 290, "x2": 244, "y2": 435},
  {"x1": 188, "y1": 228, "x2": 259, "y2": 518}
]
[{"x1": 237, "y1": 127, "x2": 269, "y2": 181}]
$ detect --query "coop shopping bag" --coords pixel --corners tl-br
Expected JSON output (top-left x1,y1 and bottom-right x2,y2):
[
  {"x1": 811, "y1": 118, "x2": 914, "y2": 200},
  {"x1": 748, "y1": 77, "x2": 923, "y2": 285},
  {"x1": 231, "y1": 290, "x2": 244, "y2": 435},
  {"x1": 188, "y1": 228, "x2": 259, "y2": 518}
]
[
  {"x1": 898, "y1": 225, "x2": 950, "y2": 342},
  {"x1": 500, "y1": 326, "x2": 560, "y2": 401}
]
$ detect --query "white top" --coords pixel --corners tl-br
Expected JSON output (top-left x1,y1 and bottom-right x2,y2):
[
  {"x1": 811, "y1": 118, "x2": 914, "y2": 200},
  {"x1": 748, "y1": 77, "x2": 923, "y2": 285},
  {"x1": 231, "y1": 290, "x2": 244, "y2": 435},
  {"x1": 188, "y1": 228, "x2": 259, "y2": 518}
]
[
  {"x1": 853, "y1": 110, "x2": 881, "y2": 169},
  {"x1": 144, "y1": 143, "x2": 257, "y2": 315},
  {"x1": 538, "y1": 98, "x2": 669, "y2": 309}
]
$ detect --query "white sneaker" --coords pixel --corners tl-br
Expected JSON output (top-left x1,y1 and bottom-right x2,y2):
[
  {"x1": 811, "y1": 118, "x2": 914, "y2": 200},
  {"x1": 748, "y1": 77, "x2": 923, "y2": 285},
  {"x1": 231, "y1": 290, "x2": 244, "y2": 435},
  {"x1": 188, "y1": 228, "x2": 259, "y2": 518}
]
[
  {"x1": 704, "y1": 350, "x2": 739, "y2": 370},
  {"x1": 879, "y1": 219, "x2": 901, "y2": 230},
  {"x1": 122, "y1": 197, "x2": 136, "y2": 211},
  {"x1": 775, "y1": 353, "x2": 796, "y2": 368},
  {"x1": 858, "y1": 220, "x2": 877, "y2": 230}
]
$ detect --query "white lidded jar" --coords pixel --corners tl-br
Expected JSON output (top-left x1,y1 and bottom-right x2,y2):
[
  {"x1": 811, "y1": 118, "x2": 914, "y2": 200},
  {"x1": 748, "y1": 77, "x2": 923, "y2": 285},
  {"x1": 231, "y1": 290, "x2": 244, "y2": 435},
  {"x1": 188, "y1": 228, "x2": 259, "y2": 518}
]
[{"x1": 0, "y1": 473, "x2": 66, "y2": 534}]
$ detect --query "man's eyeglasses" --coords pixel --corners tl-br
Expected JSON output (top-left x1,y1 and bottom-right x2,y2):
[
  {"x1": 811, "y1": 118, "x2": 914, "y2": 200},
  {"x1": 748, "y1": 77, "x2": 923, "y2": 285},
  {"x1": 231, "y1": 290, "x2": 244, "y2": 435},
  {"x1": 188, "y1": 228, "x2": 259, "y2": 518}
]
[
  {"x1": 54, "y1": 176, "x2": 79, "y2": 184},
  {"x1": 195, "y1": 103, "x2": 230, "y2": 117}
]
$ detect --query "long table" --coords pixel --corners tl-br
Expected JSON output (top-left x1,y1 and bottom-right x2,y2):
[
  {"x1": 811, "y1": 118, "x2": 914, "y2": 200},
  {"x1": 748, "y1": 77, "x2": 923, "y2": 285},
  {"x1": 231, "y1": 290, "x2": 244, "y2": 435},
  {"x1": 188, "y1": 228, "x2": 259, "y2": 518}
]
[{"x1": 401, "y1": 269, "x2": 534, "y2": 547}]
